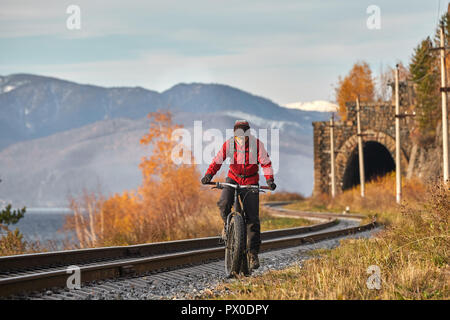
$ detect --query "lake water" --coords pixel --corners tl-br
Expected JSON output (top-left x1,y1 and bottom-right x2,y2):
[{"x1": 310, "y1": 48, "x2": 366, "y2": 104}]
[{"x1": 6, "y1": 208, "x2": 77, "y2": 249}]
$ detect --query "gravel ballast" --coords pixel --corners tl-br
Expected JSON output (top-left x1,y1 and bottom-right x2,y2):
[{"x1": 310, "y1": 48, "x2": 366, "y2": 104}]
[{"x1": 19, "y1": 222, "x2": 381, "y2": 300}]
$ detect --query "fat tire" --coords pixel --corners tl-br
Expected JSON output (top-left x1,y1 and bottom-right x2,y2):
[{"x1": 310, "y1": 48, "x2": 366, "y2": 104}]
[
  {"x1": 225, "y1": 213, "x2": 246, "y2": 278},
  {"x1": 239, "y1": 224, "x2": 250, "y2": 276}
]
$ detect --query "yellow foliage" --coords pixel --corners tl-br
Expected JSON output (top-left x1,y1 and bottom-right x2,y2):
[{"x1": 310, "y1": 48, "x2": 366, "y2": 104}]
[{"x1": 335, "y1": 61, "x2": 375, "y2": 120}]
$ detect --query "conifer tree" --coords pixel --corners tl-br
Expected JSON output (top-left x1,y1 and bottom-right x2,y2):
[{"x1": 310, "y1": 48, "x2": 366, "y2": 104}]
[
  {"x1": 0, "y1": 204, "x2": 26, "y2": 229},
  {"x1": 409, "y1": 37, "x2": 439, "y2": 143},
  {"x1": 0, "y1": 179, "x2": 26, "y2": 232}
]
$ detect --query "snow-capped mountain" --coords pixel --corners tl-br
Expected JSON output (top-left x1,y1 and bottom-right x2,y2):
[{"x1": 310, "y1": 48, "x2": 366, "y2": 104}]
[
  {"x1": 283, "y1": 100, "x2": 338, "y2": 112},
  {"x1": 0, "y1": 74, "x2": 331, "y2": 206}
]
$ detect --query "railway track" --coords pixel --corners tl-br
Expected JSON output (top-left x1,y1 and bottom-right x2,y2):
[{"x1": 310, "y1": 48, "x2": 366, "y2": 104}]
[{"x1": 0, "y1": 203, "x2": 379, "y2": 299}]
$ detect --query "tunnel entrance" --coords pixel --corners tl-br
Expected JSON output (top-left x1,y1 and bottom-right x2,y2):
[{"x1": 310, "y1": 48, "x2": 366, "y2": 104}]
[{"x1": 342, "y1": 141, "x2": 395, "y2": 190}]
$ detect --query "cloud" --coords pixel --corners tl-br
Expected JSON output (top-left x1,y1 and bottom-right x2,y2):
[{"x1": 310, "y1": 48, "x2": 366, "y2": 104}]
[
  {"x1": 0, "y1": 0, "x2": 441, "y2": 104},
  {"x1": 283, "y1": 101, "x2": 338, "y2": 112}
]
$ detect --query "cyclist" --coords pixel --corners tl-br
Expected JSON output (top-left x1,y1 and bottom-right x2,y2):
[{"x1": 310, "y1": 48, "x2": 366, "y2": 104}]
[{"x1": 201, "y1": 120, "x2": 276, "y2": 270}]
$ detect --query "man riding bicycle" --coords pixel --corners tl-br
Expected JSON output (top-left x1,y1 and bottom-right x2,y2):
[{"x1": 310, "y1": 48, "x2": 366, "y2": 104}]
[{"x1": 201, "y1": 120, "x2": 276, "y2": 270}]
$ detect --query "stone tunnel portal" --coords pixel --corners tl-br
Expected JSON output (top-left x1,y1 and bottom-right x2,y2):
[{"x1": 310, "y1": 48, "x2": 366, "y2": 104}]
[{"x1": 342, "y1": 141, "x2": 395, "y2": 190}]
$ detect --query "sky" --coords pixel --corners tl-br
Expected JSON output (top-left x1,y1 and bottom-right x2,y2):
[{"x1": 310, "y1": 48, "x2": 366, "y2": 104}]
[{"x1": 0, "y1": 0, "x2": 445, "y2": 106}]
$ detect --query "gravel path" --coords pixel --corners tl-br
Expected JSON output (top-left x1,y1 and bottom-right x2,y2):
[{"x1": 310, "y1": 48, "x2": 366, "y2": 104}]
[{"x1": 23, "y1": 222, "x2": 382, "y2": 300}]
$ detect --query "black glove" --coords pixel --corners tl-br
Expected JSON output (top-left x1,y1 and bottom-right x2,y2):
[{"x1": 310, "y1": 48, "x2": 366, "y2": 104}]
[
  {"x1": 201, "y1": 174, "x2": 213, "y2": 185},
  {"x1": 266, "y1": 179, "x2": 276, "y2": 191}
]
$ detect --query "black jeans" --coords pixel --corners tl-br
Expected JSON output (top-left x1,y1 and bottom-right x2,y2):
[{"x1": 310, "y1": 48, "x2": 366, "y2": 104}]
[{"x1": 217, "y1": 177, "x2": 261, "y2": 253}]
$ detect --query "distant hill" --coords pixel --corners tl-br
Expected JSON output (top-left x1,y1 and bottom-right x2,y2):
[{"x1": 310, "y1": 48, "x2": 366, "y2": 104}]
[
  {"x1": 0, "y1": 74, "x2": 331, "y2": 206},
  {"x1": 0, "y1": 74, "x2": 326, "y2": 150},
  {"x1": 0, "y1": 74, "x2": 163, "y2": 149}
]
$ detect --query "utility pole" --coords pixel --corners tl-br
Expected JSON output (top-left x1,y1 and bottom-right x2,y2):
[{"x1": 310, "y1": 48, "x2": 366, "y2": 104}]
[
  {"x1": 439, "y1": 24, "x2": 449, "y2": 185},
  {"x1": 329, "y1": 114, "x2": 336, "y2": 198},
  {"x1": 356, "y1": 97, "x2": 365, "y2": 198},
  {"x1": 394, "y1": 64, "x2": 402, "y2": 204}
]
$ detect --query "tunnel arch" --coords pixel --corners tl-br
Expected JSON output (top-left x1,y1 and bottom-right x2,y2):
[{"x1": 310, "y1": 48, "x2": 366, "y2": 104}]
[
  {"x1": 335, "y1": 130, "x2": 408, "y2": 192},
  {"x1": 341, "y1": 141, "x2": 395, "y2": 190}
]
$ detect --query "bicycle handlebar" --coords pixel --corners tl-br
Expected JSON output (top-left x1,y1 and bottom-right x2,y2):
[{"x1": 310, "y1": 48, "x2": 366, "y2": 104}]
[{"x1": 204, "y1": 181, "x2": 270, "y2": 190}]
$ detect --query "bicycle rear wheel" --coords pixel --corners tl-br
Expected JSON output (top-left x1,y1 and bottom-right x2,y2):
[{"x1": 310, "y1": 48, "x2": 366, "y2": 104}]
[{"x1": 224, "y1": 213, "x2": 245, "y2": 278}]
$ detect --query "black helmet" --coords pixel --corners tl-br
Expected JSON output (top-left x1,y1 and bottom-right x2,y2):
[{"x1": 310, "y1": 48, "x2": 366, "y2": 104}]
[{"x1": 233, "y1": 120, "x2": 250, "y2": 135}]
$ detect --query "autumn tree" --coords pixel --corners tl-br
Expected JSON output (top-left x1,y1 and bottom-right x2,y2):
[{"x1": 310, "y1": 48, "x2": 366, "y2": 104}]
[
  {"x1": 66, "y1": 111, "x2": 221, "y2": 247},
  {"x1": 137, "y1": 111, "x2": 208, "y2": 241},
  {"x1": 335, "y1": 61, "x2": 375, "y2": 119}
]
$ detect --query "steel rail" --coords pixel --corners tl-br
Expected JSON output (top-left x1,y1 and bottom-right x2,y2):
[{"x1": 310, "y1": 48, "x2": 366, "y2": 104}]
[
  {"x1": 0, "y1": 203, "x2": 378, "y2": 297},
  {"x1": 0, "y1": 218, "x2": 336, "y2": 275},
  {"x1": 264, "y1": 201, "x2": 367, "y2": 220}
]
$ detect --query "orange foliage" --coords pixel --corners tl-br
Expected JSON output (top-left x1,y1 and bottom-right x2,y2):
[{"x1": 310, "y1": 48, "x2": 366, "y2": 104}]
[
  {"x1": 66, "y1": 111, "x2": 222, "y2": 248},
  {"x1": 335, "y1": 61, "x2": 375, "y2": 120}
]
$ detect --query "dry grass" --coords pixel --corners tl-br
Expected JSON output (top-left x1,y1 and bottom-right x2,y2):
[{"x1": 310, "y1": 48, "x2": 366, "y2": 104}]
[
  {"x1": 259, "y1": 205, "x2": 313, "y2": 231},
  {"x1": 286, "y1": 173, "x2": 427, "y2": 225},
  {"x1": 205, "y1": 180, "x2": 449, "y2": 300},
  {"x1": 261, "y1": 191, "x2": 304, "y2": 202}
]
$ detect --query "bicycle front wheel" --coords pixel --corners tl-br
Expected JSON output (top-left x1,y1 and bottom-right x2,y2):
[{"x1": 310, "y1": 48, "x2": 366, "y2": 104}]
[{"x1": 224, "y1": 213, "x2": 246, "y2": 278}]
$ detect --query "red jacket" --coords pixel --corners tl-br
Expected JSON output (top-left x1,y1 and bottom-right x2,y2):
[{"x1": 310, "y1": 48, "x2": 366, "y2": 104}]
[{"x1": 206, "y1": 136, "x2": 274, "y2": 185}]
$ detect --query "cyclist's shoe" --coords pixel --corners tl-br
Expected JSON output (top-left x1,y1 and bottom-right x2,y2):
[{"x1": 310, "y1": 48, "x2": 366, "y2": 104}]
[{"x1": 248, "y1": 252, "x2": 260, "y2": 270}]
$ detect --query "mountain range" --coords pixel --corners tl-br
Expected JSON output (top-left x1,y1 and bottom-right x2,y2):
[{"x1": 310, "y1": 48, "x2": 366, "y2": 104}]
[{"x1": 0, "y1": 74, "x2": 331, "y2": 207}]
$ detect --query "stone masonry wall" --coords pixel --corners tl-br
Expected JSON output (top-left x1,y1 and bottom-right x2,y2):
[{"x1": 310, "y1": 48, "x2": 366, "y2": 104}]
[{"x1": 312, "y1": 102, "x2": 418, "y2": 196}]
